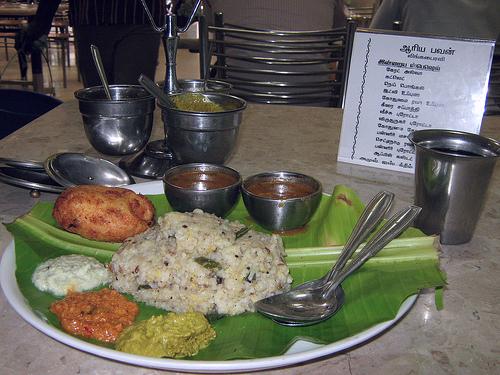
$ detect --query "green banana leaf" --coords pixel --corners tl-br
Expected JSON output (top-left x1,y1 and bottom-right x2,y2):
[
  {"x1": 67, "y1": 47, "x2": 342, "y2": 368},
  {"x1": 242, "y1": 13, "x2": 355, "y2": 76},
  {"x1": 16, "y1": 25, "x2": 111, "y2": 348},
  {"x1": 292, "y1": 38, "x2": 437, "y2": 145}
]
[{"x1": 5, "y1": 185, "x2": 446, "y2": 360}]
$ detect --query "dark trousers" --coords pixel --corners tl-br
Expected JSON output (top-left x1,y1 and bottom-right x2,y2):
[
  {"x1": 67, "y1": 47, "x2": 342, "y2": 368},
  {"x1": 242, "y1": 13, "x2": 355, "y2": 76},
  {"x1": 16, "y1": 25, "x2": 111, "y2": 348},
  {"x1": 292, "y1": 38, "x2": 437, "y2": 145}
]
[{"x1": 73, "y1": 24, "x2": 161, "y2": 87}]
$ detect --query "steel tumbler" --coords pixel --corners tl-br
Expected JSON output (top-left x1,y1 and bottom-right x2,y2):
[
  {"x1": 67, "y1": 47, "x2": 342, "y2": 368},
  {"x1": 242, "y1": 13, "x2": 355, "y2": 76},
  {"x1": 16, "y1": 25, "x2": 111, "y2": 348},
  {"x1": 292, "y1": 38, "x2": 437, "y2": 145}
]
[{"x1": 408, "y1": 129, "x2": 500, "y2": 245}]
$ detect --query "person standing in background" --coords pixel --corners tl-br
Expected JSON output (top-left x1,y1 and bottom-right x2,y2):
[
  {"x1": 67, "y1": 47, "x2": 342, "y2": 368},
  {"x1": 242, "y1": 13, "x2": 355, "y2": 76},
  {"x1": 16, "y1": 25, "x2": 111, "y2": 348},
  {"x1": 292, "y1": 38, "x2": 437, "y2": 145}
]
[
  {"x1": 208, "y1": 0, "x2": 346, "y2": 31},
  {"x1": 370, "y1": 0, "x2": 500, "y2": 40},
  {"x1": 16, "y1": 0, "x2": 167, "y2": 88},
  {"x1": 370, "y1": 0, "x2": 500, "y2": 113}
]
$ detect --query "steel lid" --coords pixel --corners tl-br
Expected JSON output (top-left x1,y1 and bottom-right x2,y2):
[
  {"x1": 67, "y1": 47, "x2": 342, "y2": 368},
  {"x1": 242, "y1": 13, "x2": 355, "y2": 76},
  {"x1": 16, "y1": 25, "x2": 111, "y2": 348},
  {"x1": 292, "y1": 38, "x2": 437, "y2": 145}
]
[
  {"x1": 0, "y1": 154, "x2": 134, "y2": 194},
  {"x1": 44, "y1": 153, "x2": 135, "y2": 187}
]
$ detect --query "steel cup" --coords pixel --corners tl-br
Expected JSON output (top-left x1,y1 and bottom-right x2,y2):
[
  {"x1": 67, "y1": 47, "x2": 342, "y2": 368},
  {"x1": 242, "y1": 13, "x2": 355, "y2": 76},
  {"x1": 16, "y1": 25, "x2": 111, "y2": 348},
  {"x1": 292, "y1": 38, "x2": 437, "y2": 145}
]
[
  {"x1": 75, "y1": 85, "x2": 155, "y2": 156},
  {"x1": 408, "y1": 129, "x2": 500, "y2": 245},
  {"x1": 159, "y1": 93, "x2": 246, "y2": 165}
]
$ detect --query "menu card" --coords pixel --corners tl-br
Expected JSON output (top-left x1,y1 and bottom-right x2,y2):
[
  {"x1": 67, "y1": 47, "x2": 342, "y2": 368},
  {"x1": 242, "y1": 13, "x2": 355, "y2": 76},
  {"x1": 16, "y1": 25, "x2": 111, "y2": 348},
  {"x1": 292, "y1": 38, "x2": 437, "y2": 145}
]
[{"x1": 338, "y1": 29, "x2": 495, "y2": 173}]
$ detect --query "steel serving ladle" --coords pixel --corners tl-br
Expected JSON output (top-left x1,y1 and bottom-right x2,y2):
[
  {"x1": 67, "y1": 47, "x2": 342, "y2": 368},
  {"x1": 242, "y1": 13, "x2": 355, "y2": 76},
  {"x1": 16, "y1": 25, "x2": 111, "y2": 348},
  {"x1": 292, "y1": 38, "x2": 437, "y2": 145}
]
[{"x1": 254, "y1": 201, "x2": 422, "y2": 326}]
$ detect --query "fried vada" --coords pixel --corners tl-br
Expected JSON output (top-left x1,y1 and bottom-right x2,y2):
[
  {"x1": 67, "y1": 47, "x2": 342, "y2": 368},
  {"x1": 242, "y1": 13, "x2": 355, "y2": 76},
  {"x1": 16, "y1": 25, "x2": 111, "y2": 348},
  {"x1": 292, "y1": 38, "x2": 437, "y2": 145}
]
[{"x1": 53, "y1": 185, "x2": 155, "y2": 242}]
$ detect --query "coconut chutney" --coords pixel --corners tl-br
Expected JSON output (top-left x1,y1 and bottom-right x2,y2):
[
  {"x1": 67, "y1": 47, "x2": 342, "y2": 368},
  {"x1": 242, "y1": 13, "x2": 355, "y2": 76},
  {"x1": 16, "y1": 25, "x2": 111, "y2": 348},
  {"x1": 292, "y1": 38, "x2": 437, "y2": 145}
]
[{"x1": 32, "y1": 254, "x2": 112, "y2": 296}]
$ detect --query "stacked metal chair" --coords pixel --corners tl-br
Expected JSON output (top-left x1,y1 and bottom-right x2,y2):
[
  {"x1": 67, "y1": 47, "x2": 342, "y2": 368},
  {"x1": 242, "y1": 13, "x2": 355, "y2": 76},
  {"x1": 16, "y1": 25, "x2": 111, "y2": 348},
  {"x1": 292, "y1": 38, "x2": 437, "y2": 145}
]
[
  {"x1": 485, "y1": 40, "x2": 500, "y2": 116},
  {"x1": 199, "y1": 13, "x2": 357, "y2": 107}
]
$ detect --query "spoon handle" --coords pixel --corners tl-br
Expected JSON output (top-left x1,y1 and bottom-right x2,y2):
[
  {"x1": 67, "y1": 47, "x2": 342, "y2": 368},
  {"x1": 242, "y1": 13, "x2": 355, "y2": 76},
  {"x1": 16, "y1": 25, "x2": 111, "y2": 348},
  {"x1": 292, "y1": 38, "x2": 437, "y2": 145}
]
[
  {"x1": 138, "y1": 74, "x2": 172, "y2": 107},
  {"x1": 323, "y1": 190, "x2": 394, "y2": 285},
  {"x1": 323, "y1": 205, "x2": 422, "y2": 297},
  {"x1": 90, "y1": 45, "x2": 112, "y2": 100},
  {"x1": 203, "y1": 41, "x2": 215, "y2": 91},
  {"x1": 0, "y1": 158, "x2": 45, "y2": 171}
]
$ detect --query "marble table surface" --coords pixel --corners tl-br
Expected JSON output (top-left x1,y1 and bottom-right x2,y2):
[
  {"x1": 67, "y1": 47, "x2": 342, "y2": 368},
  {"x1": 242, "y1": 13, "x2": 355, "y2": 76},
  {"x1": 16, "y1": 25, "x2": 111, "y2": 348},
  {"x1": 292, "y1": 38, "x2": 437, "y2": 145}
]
[{"x1": 0, "y1": 102, "x2": 498, "y2": 375}]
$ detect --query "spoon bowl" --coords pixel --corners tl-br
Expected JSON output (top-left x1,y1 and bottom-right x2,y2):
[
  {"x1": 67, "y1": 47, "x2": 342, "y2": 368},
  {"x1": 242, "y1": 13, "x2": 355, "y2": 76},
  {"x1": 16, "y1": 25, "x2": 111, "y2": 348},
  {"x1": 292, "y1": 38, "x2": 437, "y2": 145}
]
[{"x1": 263, "y1": 286, "x2": 345, "y2": 327}]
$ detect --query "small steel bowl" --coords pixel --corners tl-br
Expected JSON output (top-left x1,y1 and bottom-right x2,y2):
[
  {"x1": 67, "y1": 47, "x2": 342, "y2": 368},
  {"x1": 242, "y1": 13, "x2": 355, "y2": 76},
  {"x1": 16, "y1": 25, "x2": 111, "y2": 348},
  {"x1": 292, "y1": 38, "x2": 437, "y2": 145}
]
[
  {"x1": 163, "y1": 163, "x2": 241, "y2": 217},
  {"x1": 241, "y1": 171, "x2": 322, "y2": 232},
  {"x1": 75, "y1": 85, "x2": 155, "y2": 156},
  {"x1": 159, "y1": 92, "x2": 246, "y2": 165},
  {"x1": 178, "y1": 79, "x2": 232, "y2": 93}
]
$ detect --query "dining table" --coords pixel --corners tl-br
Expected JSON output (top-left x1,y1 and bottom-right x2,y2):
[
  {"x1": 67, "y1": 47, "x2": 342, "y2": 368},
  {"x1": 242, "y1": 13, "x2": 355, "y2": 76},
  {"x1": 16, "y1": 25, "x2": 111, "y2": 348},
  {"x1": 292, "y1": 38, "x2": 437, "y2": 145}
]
[
  {"x1": 0, "y1": 101, "x2": 498, "y2": 375},
  {"x1": 0, "y1": 1, "x2": 67, "y2": 92},
  {"x1": 0, "y1": 1, "x2": 43, "y2": 91},
  {"x1": 0, "y1": 1, "x2": 37, "y2": 17}
]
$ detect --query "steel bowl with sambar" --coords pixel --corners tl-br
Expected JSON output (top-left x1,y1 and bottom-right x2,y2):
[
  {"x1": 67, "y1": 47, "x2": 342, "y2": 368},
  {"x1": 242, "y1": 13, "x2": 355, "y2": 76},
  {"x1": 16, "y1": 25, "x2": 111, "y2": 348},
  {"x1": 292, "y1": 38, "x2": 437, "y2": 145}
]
[
  {"x1": 241, "y1": 171, "x2": 322, "y2": 232},
  {"x1": 163, "y1": 163, "x2": 241, "y2": 218}
]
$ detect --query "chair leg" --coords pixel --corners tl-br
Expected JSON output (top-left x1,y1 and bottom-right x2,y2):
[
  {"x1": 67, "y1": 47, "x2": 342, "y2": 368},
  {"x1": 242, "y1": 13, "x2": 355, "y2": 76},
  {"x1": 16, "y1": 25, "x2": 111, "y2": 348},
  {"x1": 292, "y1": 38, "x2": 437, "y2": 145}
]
[
  {"x1": 47, "y1": 42, "x2": 52, "y2": 65},
  {"x1": 4, "y1": 37, "x2": 9, "y2": 60},
  {"x1": 66, "y1": 39, "x2": 70, "y2": 66},
  {"x1": 74, "y1": 42, "x2": 81, "y2": 82},
  {"x1": 18, "y1": 51, "x2": 27, "y2": 81},
  {"x1": 61, "y1": 40, "x2": 67, "y2": 88}
]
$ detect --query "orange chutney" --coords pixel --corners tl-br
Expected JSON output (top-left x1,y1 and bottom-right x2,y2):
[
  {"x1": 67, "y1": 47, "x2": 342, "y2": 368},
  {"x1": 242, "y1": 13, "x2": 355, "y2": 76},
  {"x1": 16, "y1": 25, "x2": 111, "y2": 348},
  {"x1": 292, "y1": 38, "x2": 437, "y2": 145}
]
[{"x1": 50, "y1": 288, "x2": 139, "y2": 343}]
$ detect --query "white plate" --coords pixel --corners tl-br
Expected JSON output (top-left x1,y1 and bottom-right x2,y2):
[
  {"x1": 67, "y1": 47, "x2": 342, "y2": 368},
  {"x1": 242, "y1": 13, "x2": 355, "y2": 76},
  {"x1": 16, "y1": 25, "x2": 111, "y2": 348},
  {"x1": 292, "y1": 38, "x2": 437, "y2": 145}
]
[{"x1": 0, "y1": 181, "x2": 417, "y2": 373}]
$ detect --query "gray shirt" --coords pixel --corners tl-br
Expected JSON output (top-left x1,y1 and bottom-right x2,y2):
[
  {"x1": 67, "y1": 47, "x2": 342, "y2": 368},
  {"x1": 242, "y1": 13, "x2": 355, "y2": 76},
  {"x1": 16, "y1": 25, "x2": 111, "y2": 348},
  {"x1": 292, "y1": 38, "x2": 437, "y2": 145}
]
[
  {"x1": 370, "y1": 0, "x2": 500, "y2": 40},
  {"x1": 209, "y1": 0, "x2": 339, "y2": 30}
]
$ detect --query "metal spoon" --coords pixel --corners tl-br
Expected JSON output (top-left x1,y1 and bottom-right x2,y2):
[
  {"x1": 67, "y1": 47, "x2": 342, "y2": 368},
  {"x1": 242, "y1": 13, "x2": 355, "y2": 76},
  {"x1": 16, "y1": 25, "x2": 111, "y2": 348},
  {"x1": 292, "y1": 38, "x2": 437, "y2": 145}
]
[
  {"x1": 0, "y1": 158, "x2": 45, "y2": 171},
  {"x1": 202, "y1": 41, "x2": 214, "y2": 92},
  {"x1": 254, "y1": 205, "x2": 422, "y2": 326},
  {"x1": 138, "y1": 73, "x2": 173, "y2": 107},
  {"x1": 295, "y1": 190, "x2": 394, "y2": 292},
  {"x1": 90, "y1": 44, "x2": 112, "y2": 100}
]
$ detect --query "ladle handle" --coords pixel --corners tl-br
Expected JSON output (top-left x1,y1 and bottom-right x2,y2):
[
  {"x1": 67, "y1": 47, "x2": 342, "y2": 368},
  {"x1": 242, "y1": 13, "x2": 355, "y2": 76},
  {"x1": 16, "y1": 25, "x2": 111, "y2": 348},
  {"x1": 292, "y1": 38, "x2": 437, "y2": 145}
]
[
  {"x1": 323, "y1": 205, "x2": 422, "y2": 298},
  {"x1": 323, "y1": 191, "x2": 394, "y2": 285},
  {"x1": 203, "y1": 41, "x2": 215, "y2": 91},
  {"x1": 90, "y1": 45, "x2": 112, "y2": 100}
]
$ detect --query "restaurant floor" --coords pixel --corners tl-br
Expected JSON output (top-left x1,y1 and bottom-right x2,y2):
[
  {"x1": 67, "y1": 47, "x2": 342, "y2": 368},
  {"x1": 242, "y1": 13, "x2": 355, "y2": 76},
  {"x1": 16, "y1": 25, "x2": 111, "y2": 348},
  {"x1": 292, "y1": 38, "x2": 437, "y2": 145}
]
[{"x1": 0, "y1": 42, "x2": 201, "y2": 101}]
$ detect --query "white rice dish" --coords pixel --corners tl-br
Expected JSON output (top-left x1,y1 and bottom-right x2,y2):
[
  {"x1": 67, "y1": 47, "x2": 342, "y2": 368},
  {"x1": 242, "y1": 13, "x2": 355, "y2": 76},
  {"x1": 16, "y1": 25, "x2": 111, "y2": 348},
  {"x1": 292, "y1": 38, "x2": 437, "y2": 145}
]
[
  {"x1": 32, "y1": 254, "x2": 113, "y2": 296},
  {"x1": 110, "y1": 209, "x2": 292, "y2": 315}
]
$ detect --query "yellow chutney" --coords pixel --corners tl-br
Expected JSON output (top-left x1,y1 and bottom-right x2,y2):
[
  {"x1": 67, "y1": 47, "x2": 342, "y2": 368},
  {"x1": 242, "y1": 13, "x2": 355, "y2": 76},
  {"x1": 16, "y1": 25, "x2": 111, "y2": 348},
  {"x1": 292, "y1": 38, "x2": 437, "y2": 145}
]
[
  {"x1": 115, "y1": 312, "x2": 216, "y2": 358},
  {"x1": 171, "y1": 93, "x2": 225, "y2": 112}
]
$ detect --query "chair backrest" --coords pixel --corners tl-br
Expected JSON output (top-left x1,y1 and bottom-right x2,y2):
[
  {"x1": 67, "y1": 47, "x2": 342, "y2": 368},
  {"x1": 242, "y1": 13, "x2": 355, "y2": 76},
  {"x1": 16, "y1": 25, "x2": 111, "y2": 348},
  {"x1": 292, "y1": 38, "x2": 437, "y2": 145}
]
[
  {"x1": 485, "y1": 40, "x2": 500, "y2": 116},
  {"x1": 346, "y1": 5, "x2": 375, "y2": 27},
  {"x1": 199, "y1": 13, "x2": 357, "y2": 107},
  {"x1": 0, "y1": 89, "x2": 62, "y2": 139}
]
